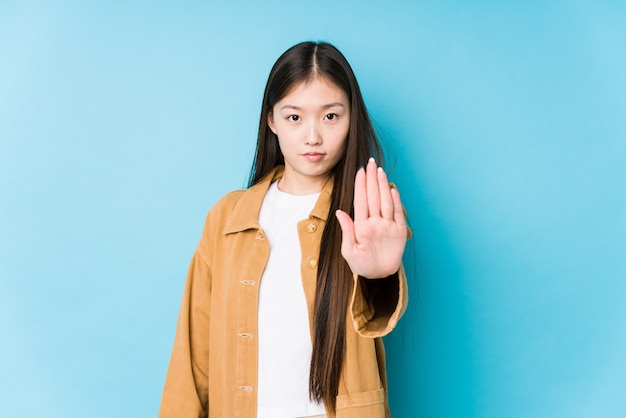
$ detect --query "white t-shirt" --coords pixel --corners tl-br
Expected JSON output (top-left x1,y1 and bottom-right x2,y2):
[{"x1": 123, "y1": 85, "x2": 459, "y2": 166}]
[{"x1": 256, "y1": 181, "x2": 326, "y2": 418}]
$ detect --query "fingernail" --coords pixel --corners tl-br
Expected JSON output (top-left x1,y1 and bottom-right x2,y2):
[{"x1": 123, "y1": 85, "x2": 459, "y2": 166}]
[{"x1": 368, "y1": 157, "x2": 375, "y2": 164}]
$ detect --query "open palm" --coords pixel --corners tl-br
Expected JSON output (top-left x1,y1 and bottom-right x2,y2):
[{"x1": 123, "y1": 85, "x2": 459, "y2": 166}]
[{"x1": 335, "y1": 158, "x2": 407, "y2": 279}]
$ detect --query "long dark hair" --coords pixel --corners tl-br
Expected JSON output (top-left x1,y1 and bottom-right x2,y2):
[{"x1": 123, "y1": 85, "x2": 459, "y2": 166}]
[{"x1": 248, "y1": 41, "x2": 384, "y2": 413}]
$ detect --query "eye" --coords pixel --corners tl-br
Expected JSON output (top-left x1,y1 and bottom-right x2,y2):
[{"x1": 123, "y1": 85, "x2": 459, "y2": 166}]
[
  {"x1": 287, "y1": 115, "x2": 300, "y2": 122},
  {"x1": 325, "y1": 113, "x2": 338, "y2": 121}
]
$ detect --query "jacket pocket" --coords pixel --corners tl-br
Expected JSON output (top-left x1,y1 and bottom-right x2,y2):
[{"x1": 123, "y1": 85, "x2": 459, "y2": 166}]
[{"x1": 336, "y1": 387, "x2": 385, "y2": 410}]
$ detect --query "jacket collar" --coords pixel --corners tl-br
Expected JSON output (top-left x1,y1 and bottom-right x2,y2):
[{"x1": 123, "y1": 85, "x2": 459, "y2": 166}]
[{"x1": 223, "y1": 166, "x2": 334, "y2": 235}]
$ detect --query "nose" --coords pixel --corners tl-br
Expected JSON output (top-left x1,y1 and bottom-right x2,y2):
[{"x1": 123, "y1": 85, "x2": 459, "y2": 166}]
[{"x1": 305, "y1": 120, "x2": 322, "y2": 145}]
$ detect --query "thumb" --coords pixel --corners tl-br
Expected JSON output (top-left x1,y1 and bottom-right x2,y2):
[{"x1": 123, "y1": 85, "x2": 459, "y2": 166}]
[{"x1": 335, "y1": 209, "x2": 356, "y2": 258}]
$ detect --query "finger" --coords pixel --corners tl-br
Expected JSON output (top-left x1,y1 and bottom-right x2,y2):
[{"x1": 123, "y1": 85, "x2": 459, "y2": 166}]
[
  {"x1": 335, "y1": 209, "x2": 356, "y2": 257},
  {"x1": 391, "y1": 187, "x2": 406, "y2": 228},
  {"x1": 353, "y1": 167, "x2": 368, "y2": 222},
  {"x1": 377, "y1": 167, "x2": 394, "y2": 220},
  {"x1": 366, "y1": 157, "x2": 380, "y2": 217}
]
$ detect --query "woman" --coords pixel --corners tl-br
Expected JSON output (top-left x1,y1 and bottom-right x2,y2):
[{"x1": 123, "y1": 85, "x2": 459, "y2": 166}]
[{"x1": 159, "y1": 41, "x2": 408, "y2": 418}]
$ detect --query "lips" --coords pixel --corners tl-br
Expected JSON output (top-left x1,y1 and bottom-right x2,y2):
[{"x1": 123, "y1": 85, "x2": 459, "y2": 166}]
[{"x1": 303, "y1": 152, "x2": 324, "y2": 162}]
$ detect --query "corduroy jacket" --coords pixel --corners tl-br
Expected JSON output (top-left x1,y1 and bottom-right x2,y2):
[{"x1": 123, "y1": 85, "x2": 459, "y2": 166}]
[{"x1": 159, "y1": 166, "x2": 408, "y2": 418}]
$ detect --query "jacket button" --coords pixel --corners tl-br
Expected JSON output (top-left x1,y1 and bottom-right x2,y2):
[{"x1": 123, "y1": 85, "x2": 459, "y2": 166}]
[
  {"x1": 306, "y1": 222, "x2": 317, "y2": 233},
  {"x1": 308, "y1": 259, "x2": 317, "y2": 268}
]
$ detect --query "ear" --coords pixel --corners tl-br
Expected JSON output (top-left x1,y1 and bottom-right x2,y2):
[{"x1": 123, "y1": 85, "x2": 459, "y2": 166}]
[{"x1": 267, "y1": 112, "x2": 277, "y2": 134}]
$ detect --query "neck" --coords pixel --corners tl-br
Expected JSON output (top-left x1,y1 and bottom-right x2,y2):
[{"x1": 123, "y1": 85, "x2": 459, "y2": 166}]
[{"x1": 277, "y1": 173, "x2": 329, "y2": 195}]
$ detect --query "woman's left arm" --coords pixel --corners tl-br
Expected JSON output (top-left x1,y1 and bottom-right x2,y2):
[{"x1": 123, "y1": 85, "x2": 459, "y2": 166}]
[{"x1": 336, "y1": 158, "x2": 409, "y2": 337}]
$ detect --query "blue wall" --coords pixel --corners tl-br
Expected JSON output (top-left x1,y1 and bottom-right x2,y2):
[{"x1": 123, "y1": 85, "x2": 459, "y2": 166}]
[{"x1": 1, "y1": 1, "x2": 624, "y2": 417}]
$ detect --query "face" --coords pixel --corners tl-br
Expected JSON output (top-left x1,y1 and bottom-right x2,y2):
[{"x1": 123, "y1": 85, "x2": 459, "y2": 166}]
[{"x1": 268, "y1": 77, "x2": 350, "y2": 195}]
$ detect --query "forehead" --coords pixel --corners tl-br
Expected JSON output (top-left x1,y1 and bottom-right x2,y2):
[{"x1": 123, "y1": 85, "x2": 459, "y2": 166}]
[{"x1": 278, "y1": 77, "x2": 349, "y2": 105}]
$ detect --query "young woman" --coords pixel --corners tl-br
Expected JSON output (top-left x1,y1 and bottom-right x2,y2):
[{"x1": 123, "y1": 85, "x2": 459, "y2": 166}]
[{"x1": 159, "y1": 41, "x2": 409, "y2": 418}]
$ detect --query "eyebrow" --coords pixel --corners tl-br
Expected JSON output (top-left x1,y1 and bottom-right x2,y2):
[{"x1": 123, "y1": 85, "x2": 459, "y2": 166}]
[{"x1": 279, "y1": 103, "x2": 346, "y2": 111}]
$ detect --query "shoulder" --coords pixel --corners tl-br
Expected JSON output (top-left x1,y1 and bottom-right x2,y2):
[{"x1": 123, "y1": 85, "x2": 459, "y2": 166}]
[
  {"x1": 204, "y1": 189, "x2": 247, "y2": 227},
  {"x1": 212, "y1": 189, "x2": 247, "y2": 211},
  {"x1": 199, "y1": 168, "x2": 281, "y2": 239},
  {"x1": 195, "y1": 189, "x2": 248, "y2": 258}
]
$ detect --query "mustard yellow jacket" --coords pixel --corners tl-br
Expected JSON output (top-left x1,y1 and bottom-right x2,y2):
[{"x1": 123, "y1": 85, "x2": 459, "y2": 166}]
[{"x1": 159, "y1": 167, "x2": 408, "y2": 418}]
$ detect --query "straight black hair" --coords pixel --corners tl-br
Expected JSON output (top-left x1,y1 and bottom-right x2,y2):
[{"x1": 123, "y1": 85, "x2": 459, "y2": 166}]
[{"x1": 248, "y1": 41, "x2": 384, "y2": 413}]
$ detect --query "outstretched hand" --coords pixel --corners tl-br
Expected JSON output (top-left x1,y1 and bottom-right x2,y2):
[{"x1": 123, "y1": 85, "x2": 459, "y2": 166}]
[{"x1": 335, "y1": 158, "x2": 407, "y2": 279}]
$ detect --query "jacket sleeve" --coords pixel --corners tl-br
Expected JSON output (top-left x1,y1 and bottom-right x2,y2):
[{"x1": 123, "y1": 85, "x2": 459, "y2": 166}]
[
  {"x1": 349, "y1": 263, "x2": 408, "y2": 338},
  {"x1": 159, "y1": 246, "x2": 212, "y2": 418}
]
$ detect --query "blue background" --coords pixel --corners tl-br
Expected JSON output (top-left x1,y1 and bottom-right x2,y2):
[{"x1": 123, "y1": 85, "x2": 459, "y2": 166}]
[{"x1": 1, "y1": 1, "x2": 625, "y2": 417}]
